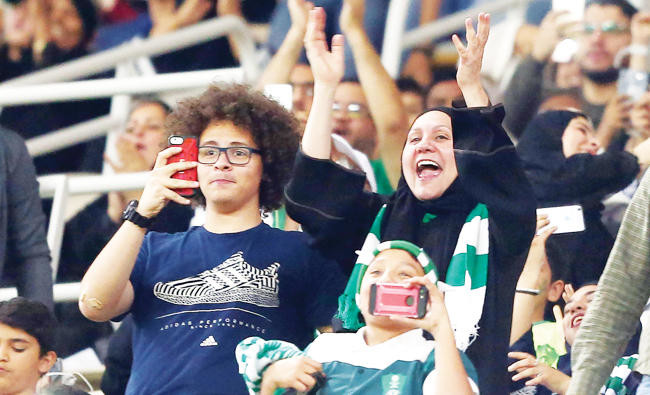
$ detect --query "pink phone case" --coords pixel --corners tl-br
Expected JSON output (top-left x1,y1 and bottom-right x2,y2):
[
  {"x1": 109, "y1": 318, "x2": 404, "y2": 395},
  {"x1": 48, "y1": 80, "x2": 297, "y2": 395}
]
[{"x1": 369, "y1": 283, "x2": 428, "y2": 318}]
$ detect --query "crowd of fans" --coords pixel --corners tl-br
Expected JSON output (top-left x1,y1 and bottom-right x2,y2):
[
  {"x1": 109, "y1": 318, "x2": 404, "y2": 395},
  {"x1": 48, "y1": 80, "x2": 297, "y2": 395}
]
[{"x1": 1, "y1": 0, "x2": 650, "y2": 393}]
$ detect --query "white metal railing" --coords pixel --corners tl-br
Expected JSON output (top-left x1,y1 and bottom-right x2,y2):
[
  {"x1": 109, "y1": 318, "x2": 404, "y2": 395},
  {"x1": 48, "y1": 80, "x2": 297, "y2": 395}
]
[
  {"x1": 2, "y1": 15, "x2": 260, "y2": 87},
  {"x1": 0, "y1": 68, "x2": 244, "y2": 106},
  {"x1": 381, "y1": 0, "x2": 533, "y2": 77}
]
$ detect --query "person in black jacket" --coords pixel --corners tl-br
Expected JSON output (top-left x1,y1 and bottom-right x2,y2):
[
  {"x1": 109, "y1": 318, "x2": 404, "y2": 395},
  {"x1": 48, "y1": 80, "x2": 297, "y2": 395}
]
[
  {"x1": 0, "y1": 128, "x2": 52, "y2": 309},
  {"x1": 285, "y1": 9, "x2": 536, "y2": 394},
  {"x1": 516, "y1": 110, "x2": 641, "y2": 284}
]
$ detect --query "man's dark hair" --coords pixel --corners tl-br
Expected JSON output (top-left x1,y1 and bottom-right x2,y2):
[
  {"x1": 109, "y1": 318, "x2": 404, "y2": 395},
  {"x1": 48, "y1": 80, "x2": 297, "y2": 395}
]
[
  {"x1": 0, "y1": 297, "x2": 57, "y2": 356},
  {"x1": 166, "y1": 83, "x2": 300, "y2": 212},
  {"x1": 586, "y1": 0, "x2": 638, "y2": 19},
  {"x1": 396, "y1": 77, "x2": 425, "y2": 96}
]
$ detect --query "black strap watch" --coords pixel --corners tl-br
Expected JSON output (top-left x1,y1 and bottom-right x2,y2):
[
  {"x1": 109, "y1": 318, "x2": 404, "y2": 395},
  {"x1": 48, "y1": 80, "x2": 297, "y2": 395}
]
[{"x1": 121, "y1": 200, "x2": 156, "y2": 229}]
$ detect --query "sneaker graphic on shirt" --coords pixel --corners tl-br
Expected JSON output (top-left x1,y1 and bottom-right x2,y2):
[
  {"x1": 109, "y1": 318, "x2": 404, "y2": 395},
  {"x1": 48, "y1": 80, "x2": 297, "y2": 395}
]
[
  {"x1": 153, "y1": 251, "x2": 280, "y2": 307},
  {"x1": 200, "y1": 336, "x2": 218, "y2": 347}
]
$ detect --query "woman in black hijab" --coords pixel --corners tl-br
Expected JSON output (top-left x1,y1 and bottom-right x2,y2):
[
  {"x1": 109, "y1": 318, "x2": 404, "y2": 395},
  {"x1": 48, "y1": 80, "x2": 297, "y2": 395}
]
[
  {"x1": 516, "y1": 110, "x2": 639, "y2": 285},
  {"x1": 285, "y1": 9, "x2": 536, "y2": 394}
]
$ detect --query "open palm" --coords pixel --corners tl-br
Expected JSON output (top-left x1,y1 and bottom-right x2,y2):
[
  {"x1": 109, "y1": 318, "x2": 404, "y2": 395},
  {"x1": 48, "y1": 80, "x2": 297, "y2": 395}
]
[
  {"x1": 452, "y1": 13, "x2": 490, "y2": 89},
  {"x1": 304, "y1": 7, "x2": 344, "y2": 87}
]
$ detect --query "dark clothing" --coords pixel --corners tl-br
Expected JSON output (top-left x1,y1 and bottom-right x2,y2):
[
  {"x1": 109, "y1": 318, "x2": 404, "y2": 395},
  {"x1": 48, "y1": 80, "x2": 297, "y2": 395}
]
[
  {"x1": 100, "y1": 314, "x2": 134, "y2": 395},
  {"x1": 517, "y1": 110, "x2": 640, "y2": 284},
  {"x1": 503, "y1": 56, "x2": 607, "y2": 139},
  {"x1": 0, "y1": 128, "x2": 52, "y2": 308},
  {"x1": 286, "y1": 105, "x2": 537, "y2": 395},
  {"x1": 126, "y1": 224, "x2": 345, "y2": 394},
  {"x1": 55, "y1": 195, "x2": 192, "y2": 358}
]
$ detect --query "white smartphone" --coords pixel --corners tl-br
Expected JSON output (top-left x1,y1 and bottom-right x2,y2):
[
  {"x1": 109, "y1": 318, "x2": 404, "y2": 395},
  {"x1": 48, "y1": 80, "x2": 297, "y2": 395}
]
[
  {"x1": 553, "y1": 0, "x2": 585, "y2": 22},
  {"x1": 536, "y1": 205, "x2": 586, "y2": 235},
  {"x1": 263, "y1": 84, "x2": 293, "y2": 111}
]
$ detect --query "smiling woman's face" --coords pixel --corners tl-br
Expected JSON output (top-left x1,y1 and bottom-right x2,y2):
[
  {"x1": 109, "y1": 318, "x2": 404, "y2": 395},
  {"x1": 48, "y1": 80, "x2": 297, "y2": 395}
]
[
  {"x1": 401, "y1": 111, "x2": 458, "y2": 201},
  {"x1": 561, "y1": 116, "x2": 600, "y2": 158}
]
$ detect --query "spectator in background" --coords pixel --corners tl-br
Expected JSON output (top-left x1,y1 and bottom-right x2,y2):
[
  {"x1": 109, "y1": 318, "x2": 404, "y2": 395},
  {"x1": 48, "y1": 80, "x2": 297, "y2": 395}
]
[
  {"x1": 516, "y1": 110, "x2": 646, "y2": 284},
  {"x1": 258, "y1": 0, "x2": 408, "y2": 194},
  {"x1": 504, "y1": 0, "x2": 641, "y2": 147},
  {"x1": 0, "y1": 127, "x2": 52, "y2": 310},
  {"x1": 78, "y1": 84, "x2": 345, "y2": 393},
  {"x1": 55, "y1": 99, "x2": 193, "y2": 359},
  {"x1": 0, "y1": 297, "x2": 57, "y2": 395},
  {"x1": 425, "y1": 67, "x2": 464, "y2": 108},
  {"x1": 287, "y1": 9, "x2": 536, "y2": 393},
  {"x1": 397, "y1": 77, "x2": 426, "y2": 126},
  {"x1": 0, "y1": 0, "x2": 109, "y2": 175}
]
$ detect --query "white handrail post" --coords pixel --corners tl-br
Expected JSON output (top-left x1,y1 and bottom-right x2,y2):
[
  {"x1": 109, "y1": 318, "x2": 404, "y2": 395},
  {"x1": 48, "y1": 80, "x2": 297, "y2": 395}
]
[
  {"x1": 380, "y1": 0, "x2": 412, "y2": 78},
  {"x1": 47, "y1": 175, "x2": 69, "y2": 280}
]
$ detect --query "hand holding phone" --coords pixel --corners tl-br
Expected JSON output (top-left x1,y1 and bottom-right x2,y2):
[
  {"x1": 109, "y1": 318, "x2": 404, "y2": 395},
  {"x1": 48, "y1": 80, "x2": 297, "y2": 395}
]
[
  {"x1": 167, "y1": 135, "x2": 198, "y2": 197},
  {"x1": 536, "y1": 205, "x2": 585, "y2": 235},
  {"x1": 369, "y1": 283, "x2": 429, "y2": 318}
]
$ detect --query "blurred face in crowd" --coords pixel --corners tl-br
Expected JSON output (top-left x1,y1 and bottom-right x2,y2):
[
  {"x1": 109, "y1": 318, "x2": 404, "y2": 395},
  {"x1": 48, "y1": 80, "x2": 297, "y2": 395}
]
[
  {"x1": 426, "y1": 80, "x2": 463, "y2": 108},
  {"x1": 289, "y1": 64, "x2": 314, "y2": 131},
  {"x1": 401, "y1": 91, "x2": 425, "y2": 126},
  {"x1": 332, "y1": 81, "x2": 376, "y2": 158},
  {"x1": 123, "y1": 103, "x2": 168, "y2": 170},
  {"x1": 0, "y1": 323, "x2": 56, "y2": 395},
  {"x1": 562, "y1": 116, "x2": 600, "y2": 157},
  {"x1": 575, "y1": 5, "x2": 631, "y2": 74},
  {"x1": 562, "y1": 284, "x2": 597, "y2": 346},
  {"x1": 197, "y1": 121, "x2": 262, "y2": 213},
  {"x1": 402, "y1": 111, "x2": 458, "y2": 201},
  {"x1": 50, "y1": 0, "x2": 84, "y2": 50},
  {"x1": 3, "y1": 2, "x2": 33, "y2": 48},
  {"x1": 357, "y1": 249, "x2": 425, "y2": 332}
]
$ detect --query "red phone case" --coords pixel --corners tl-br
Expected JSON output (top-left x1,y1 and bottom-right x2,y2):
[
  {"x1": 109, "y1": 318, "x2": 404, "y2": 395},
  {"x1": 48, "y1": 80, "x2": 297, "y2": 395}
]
[
  {"x1": 369, "y1": 283, "x2": 428, "y2": 318},
  {"x1": 167, "y1": 136, "x2": 198, "y2": 197}
]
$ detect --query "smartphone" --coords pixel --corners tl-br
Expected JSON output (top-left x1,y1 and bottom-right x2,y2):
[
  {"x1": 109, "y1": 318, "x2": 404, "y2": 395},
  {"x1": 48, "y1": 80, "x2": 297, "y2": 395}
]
[
  {"x1": 618, "y1": 68, "x2": 649, "y2": 103},
  {"x1": 167, "y1": 135, "x2": 198, "y2": 197},
  {"x1": 552, "y1": 0, "x2": 585, "y2": 22},
  {"x1": 536, "y1": 205, "x2": 586, "y2": 235},
  {"x1": 369, "y1": 283, "x2": 429, "y2": 318},
  {"x1": 263, "y1": 84, "x2": 293, "y2": 111}
]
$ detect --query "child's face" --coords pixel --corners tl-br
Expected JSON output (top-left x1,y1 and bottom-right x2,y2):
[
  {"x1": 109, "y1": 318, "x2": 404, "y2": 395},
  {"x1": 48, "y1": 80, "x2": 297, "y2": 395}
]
[
  {"x1": 562, "y1": 284, "x2": 598, "y2": 346},
  {"x1": 357, "y1": 249, "x2": 426, "y2": 328},
  {"x1": 0, "y1": 323, "x2": 55, "y2": 394}
]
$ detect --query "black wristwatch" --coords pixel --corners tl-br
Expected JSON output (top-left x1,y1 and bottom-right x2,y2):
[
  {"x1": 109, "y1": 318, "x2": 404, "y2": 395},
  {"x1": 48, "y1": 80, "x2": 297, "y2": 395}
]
[{"x1": 121, "y1": 200, "x2": 156, "y2": 229}]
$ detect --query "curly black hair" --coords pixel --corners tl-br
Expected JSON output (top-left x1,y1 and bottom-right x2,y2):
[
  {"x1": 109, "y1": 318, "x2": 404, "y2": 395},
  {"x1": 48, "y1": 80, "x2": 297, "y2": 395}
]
[
  {"x1": 0, "y1": 297, "x2": 57, "y2": 356},
  {"x1": 166, "y1": 83, "x2": 300, "y2": 212}
]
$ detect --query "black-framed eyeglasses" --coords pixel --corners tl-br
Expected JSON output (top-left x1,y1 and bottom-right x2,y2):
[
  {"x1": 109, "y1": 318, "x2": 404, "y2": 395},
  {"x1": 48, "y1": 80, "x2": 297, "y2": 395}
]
[{"x1": 198, "y1": 146, "x2": 261, "y2": 165}]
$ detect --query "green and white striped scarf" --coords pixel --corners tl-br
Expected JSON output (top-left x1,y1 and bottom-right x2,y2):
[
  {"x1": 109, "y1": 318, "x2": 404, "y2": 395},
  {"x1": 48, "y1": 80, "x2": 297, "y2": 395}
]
[{"x1": 337, "y1": 203, "x2": 489, "y2": 351}]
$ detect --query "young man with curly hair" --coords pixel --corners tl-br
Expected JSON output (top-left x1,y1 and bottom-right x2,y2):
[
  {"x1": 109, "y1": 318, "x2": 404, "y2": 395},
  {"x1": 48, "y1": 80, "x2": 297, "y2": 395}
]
[{"x1": 78, "y1": 84, "x2": 345, "y2": 394}]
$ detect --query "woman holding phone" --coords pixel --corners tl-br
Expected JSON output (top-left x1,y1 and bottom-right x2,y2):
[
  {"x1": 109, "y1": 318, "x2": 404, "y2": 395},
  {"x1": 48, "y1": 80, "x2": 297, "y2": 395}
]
[
  {"x1": 285, "y1": 7, "x2": 536, "y2": 394},
  {"x1": 516, "y1": 110, "x2": 642, "y2": 284}
]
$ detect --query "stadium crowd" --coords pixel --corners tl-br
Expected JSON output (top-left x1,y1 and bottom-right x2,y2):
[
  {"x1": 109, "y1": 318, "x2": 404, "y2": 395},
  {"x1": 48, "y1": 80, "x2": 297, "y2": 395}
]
[{"x1": 1, "y1": 0, "x2": 650, "y2": 393}]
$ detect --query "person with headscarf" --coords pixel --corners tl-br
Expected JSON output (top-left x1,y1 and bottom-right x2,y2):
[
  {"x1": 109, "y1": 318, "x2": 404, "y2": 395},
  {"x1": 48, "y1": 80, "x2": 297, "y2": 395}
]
[
  {"x1": 284, "y1": 8, "x2": 536, "y2": 394},
  {"x1": 516, "y1": 110, "x2": 640, "y2": 285}
]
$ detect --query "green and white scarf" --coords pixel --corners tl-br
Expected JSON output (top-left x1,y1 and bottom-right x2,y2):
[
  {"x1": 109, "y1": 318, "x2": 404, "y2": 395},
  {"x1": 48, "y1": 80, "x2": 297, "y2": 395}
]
[{"x1": 337, "y1": 203, "x2": 489, "y2": 351}]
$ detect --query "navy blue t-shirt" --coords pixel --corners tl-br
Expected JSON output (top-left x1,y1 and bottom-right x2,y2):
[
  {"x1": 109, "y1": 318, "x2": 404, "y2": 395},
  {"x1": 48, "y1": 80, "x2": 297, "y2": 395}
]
[{"x1": 125, "y1": 224, "x2": 345, "y2": 394}]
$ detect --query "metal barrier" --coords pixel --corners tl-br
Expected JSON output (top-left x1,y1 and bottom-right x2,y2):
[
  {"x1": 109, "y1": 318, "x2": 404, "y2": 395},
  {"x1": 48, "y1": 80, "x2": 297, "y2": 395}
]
[{"x1": 380, "y1": 0, "x2": 533, "y2": 77}]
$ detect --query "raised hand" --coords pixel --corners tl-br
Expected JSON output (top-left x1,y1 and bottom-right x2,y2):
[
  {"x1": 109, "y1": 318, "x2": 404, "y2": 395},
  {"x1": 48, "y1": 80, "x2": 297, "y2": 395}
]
[
  {"x1": 304, "y1": 7, "x2": 345, "y2": 88},
  {"x1": 631, "y1": 12, "x2": 650, "y2": 46},
  {"x1": 339, "y1": 0, "x2": 365, "y2": 35},
  {"x1": 452, "y1": 13, "x2": 490, "y2": 90},
  {"x1": 288, "y1": 0, "x2": 314, "y2": 35}
]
